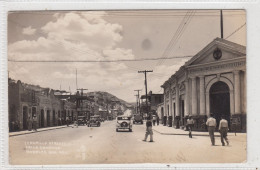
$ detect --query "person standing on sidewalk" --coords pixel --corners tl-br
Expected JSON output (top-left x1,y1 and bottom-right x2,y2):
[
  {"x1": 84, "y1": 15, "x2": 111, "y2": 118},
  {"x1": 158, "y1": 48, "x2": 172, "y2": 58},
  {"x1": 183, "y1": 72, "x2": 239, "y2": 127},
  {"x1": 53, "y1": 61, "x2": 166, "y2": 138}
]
[
  {"x1": 206, "y1": 113, "x2": 216, "y2": 146},
  {"x1": 152, "y1": 115, "x2": 156, "y2": 126},
  {"x1": 156, "y1": 116, "x2": 159, "y2": 126},
  {"x1": 219, "y1": 115, "x2": 229, "y2": 146},
  {"x1": 186, "y1": 115, "x2": 194, "y2": 138},
  {"x1": 27, "y1": 116, "x2": 32, "y2": 131},
  {"x1": 143, "y1": 117, "x2": 154, "y2": 142},
  {"x1": 66, "y1": 116, "x2": 70, "y2": 127},
  {"x1": 32, "y1": 115, "x2": 37, "y2": 132}
]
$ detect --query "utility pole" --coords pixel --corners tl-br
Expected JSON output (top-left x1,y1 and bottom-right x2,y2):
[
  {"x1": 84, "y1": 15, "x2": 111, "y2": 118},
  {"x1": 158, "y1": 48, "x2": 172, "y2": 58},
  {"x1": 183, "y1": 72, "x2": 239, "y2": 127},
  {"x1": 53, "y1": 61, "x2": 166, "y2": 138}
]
[
  {"x1": 220, "y1": 10, "x2": 223, "y2": 38},
  {"x1": 134, "y1": 94, "x2": 138, "y2": 115},
  {"x1": 134, "y1": 89, "x2": 141, "y2": 116},
  {"x1": 138, "y1": 70, "x2": 153, "y2": 119},
  {"x1": 76, "y1": 88, "x2": 88, "y2": 123}
]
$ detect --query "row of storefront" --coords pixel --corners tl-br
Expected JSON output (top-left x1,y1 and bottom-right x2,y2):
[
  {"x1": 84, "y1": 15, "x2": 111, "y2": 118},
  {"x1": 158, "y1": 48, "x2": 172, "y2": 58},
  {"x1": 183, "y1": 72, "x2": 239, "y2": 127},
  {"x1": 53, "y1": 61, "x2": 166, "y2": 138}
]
[
  {"x1": 158, "y1": 38, "x2": 246, "y2": 132},
  {"x1": 8, "y1": 79, "x2": 79, "y2": 131}
]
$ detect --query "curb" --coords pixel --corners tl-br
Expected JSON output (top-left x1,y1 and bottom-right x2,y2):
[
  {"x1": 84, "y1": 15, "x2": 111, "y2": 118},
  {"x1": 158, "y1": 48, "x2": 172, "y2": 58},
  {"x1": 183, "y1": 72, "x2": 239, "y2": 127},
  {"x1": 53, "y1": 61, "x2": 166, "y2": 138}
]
[
  {"x1": 9, "y1": 126, "x2": 69, "y2": 137},
  {"x1": 153, "y1": 129, "x2": 221, "y2": 137}
]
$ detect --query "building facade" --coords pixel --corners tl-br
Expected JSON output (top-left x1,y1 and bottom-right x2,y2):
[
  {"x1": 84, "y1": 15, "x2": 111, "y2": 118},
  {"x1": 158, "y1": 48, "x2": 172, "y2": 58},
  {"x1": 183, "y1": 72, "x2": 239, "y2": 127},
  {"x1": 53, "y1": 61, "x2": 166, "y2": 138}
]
[
  {"x1": 161, "y1": 38, "x2": 246, "y2": 132},
  {"x1": 8, "y1": 79, "x2": 77, "y2": 131},
  {"x1": 140, "y1": 91, "x2": 164, "y2": 118}
]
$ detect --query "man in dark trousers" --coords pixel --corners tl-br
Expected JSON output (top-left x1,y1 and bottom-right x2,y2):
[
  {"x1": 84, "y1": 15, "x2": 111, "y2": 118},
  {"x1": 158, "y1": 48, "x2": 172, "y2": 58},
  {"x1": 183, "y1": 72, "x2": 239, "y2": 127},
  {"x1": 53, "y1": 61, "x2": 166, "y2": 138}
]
[
  {"x1": 32, "y1": 115, "x2": 37, "y2": 132},
  {"x1": 66, "y1": 116, "x2": 70, "y2": 127},
  {"x1": 186, "y1": 115, "x2": 194, "y2": 138},
  {"x1": 219, "y1": 115, "x2": 229, "y2": 146},
  {"x1": 156, "y1": 116, "x2": 159, "y2": 126},
  {"x1": 206, "y1": 113, "x2": 217, "y2": 146},
  {"x1": 143, "y1": 117, "x2": 154, "y2": 142}
]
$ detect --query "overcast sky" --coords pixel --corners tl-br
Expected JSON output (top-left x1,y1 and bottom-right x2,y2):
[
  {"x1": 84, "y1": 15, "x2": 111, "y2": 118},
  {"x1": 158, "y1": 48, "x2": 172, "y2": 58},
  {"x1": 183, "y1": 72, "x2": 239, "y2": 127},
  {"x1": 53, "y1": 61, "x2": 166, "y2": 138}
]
[{"x1": 8, "y1": 10, "x2": 246, "y2": 103}]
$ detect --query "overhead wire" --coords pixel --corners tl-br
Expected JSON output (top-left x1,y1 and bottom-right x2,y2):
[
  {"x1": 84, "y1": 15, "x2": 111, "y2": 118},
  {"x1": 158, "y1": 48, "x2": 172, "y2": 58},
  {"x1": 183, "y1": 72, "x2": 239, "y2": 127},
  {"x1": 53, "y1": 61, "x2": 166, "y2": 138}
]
[
  {"x1": 225, "y1": 23, "x2": 246, "y2": 39},
  {"x1": 155, "y1": 10, "x2": 196, "y2": 67}
]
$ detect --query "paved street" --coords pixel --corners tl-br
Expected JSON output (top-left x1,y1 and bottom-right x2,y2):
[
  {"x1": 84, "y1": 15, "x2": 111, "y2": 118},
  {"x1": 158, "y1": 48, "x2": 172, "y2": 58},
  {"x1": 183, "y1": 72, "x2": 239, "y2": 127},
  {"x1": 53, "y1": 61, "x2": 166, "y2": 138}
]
[{"x1": 9, "y1": 119, "x2": 246, "y2": 165}]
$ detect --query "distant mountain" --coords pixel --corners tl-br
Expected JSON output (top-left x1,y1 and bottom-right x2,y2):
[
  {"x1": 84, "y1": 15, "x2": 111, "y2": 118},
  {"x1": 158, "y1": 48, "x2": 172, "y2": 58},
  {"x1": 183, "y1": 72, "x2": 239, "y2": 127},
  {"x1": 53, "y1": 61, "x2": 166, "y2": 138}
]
[{"x1": 86, "y1": 91, "x2": 134, "y2": 111}]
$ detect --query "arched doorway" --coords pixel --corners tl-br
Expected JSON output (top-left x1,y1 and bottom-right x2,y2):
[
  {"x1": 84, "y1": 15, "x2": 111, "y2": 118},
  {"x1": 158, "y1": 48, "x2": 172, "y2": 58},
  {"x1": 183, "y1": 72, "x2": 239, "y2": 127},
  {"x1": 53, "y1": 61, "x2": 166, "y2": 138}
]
[
  {"x1": 40, "y1": 109, "x2": 44, "y2": 127},
  {"x1": 23, "y1": 106, "x2": 28, "y2": 130},
  {"x1": 47, "y1": 110, "x2": 50, "y2": 127},
  {"x1": 53, "y1": 110, "x2": 56, "y2": 126},
  {"x1": 210, "y1": 81, "x2": 230, "y2": 127}
]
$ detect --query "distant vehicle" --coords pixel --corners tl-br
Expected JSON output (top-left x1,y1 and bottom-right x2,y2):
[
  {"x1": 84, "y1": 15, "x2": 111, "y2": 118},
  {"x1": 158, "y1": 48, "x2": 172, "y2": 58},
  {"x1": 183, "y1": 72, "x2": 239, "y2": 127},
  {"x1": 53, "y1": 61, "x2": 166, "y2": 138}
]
[
  {"x1": 133, "y1": 114, "x2": 143, "y2": 124},
  {"x1": 116, "y1": 116, "x2": 132, "y2": 132},
  {"x1": 77, "y1": 116, "x2": 87, "y2": 126},
  {"x1": 87, "y1": 115, "x2": 101, "y2": 127}
]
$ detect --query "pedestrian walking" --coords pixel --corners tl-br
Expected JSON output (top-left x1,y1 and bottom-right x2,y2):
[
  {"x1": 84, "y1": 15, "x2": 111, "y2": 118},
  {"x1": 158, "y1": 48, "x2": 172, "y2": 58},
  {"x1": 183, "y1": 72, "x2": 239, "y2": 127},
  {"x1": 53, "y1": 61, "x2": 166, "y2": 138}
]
[
  {"x1": 152, "y1": 115, "x2": 156, "y2": 126},
  {"x1": 27, "y1": 116, "x2": 32, "y2": 131},
  {"x1": 143, "y1": 117, "x2": 154, "y2": 142},
  {"x1": 32, "y1": 115, "x2": 37, "y2": 132},
  {"x1": 206, "y1": 113, "x2": 217, "y2": 146},
  {"x1": 156, "y1": 116, "x2": 159, "y2": 126},
  {"x1": 219, "y1": 115, "x2": 229, "y2": 146},
  {"x1": 186, "y1": 115, "x2": 194, "y2": 138},
  {"x1": 66, "y1": 116, "x2": 70, "y2": 127}
]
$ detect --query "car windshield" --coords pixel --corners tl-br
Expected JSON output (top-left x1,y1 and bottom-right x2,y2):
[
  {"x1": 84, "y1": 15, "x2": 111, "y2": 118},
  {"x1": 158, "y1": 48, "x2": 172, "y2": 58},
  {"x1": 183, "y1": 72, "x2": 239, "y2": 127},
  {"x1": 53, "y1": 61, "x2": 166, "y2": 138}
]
[{"x1": 117, "y1": 117, "x2": 131, "y2": 120}]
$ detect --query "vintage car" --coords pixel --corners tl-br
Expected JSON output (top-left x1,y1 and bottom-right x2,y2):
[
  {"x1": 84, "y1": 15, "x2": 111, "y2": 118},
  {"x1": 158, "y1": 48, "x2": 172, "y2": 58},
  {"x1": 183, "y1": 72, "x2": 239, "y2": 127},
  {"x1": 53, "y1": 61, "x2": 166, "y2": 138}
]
[
  {"x1": 87, "y1": 115, "x2": 101, "y2": 127},
  {"x1": 77, "y1": 116, "x2": 87, "y2": 126},
  {"x1": 133, "y1": 114, "x2": 143, "y2": 124},
  {"x1": 116, "y1": 116, "x2": 132, "y2": 132}
]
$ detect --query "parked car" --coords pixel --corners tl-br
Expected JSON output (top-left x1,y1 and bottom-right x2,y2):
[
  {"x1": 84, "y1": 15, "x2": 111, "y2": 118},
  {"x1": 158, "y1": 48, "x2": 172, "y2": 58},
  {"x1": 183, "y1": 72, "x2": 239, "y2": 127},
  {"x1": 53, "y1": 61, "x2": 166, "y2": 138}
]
[
  {"x1": 116, "y1": 116, "x2": 132, "y2": 132},
  {"x1": 77, "y1": 116, "x2": 87, "y2": 126},
  {"x1": 87, "y1": 115, "x2": 101, "y2": 127},
  {"x1": 133, "y1": 114, "x2": 143, "y2": 124}
]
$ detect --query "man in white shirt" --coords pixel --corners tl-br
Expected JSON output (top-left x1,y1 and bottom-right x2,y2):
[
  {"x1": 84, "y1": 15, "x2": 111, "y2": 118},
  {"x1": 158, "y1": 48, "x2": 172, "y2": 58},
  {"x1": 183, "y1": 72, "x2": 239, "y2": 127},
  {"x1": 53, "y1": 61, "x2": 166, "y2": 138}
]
[
  {"x1": 186, "y1": 115, "x2": 194, "y2": 138},
  {"x1": 206, "y1": 113, "x2": 217, "y2": 146},
  {"x1": 219, "y1": 115, "x2": 229, "y2": 146}
]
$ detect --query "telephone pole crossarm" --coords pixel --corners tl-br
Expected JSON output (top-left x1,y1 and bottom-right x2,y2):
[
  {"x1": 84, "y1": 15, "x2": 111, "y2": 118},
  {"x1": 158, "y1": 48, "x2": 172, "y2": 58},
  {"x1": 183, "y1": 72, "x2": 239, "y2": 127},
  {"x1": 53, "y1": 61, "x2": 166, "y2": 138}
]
[{"x1": 138, "y1": 70, "x2": 153, "y2": 119}]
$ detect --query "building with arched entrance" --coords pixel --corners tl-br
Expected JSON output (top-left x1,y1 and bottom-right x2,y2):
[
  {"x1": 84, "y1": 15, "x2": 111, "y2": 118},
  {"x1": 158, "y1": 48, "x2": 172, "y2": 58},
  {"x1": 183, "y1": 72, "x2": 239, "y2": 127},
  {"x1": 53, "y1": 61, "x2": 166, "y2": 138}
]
[{"x1": 161, "y1": 38, "x2": 246, "y2": 132}]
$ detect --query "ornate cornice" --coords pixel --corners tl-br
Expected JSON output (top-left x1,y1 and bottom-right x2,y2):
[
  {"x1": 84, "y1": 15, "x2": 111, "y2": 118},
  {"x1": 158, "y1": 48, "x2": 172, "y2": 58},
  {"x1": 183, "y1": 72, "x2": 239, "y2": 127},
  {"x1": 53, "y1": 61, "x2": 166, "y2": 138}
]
[{"x1": 188, "y1": 59, "x2": 245, "y2": 75}]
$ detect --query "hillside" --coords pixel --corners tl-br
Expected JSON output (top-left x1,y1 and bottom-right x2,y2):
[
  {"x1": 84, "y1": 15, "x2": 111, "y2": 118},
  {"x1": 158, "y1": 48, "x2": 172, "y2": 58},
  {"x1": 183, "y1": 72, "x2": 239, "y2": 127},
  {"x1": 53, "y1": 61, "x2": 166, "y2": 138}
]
[{"x1": 86, "y1": 91, "x2": 134, "y2": 111}]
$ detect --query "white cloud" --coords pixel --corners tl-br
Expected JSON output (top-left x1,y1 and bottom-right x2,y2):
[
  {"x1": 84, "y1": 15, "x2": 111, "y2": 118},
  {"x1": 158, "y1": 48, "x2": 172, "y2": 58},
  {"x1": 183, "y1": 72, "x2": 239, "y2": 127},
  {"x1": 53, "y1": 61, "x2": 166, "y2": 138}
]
[
  {"x1": 8, "y1": 12, "x2": 142, "y2": 103},
  {"x1": 22, "y1": 26, "x2": 36, "y2": 35}
]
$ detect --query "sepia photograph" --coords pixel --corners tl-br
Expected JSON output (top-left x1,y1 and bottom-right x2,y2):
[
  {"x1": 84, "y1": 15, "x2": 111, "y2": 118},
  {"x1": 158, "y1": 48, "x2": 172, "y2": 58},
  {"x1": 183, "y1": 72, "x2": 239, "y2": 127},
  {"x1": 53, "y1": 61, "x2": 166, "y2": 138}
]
[{"x1": 7, "y1": 9, "x2": 247, "y2": 165}]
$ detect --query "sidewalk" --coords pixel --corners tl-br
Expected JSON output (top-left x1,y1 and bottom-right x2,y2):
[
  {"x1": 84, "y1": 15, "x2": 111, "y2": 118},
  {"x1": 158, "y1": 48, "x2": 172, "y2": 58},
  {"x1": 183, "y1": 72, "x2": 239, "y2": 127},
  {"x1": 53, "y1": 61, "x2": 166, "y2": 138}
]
[
  {"x1": 9, "y1": 125, "x2": 69, "y2": 137},
  {"x1": 9, "y1": 120, "x2": 112, "y2": 137},
  {"x1": 152, "y1": 124, "x2": 243, "y2": 137}
]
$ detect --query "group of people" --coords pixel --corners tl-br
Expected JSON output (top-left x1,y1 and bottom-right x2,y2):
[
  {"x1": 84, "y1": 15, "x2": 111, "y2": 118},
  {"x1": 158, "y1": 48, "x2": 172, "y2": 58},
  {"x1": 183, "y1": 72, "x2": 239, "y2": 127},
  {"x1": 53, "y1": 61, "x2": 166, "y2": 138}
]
[
  {"x1": 187, "y1": 113, "x2": 229, "y2": 146},
  {"x1": 143, "y1": 113, "x2": 230, "y2": 146},
  {"x1": 206, "y1": 113, "x2": 229, "y2": 146}
]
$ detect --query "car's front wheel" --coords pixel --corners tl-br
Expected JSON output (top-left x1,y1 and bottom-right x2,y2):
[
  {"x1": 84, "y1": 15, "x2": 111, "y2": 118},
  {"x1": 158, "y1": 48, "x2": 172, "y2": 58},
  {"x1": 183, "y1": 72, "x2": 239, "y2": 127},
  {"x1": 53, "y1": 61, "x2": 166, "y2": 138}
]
[
  {"x1": 129, "y1": 128, "x2": 132, "y2": 132},
  {"x1": 116, "y1": 128, "x2": 118, "y2": 132}
]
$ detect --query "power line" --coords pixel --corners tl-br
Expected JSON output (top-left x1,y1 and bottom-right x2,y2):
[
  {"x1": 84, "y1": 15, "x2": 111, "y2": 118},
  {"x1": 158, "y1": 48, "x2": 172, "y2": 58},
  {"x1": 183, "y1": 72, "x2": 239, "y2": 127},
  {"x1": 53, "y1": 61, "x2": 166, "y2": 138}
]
[
  {"x1": 11, "y1": 11, "x2": 245, "y2": 18},
  {"x1": 8, "y1": 55, "x2": 192, "y2": 63},
  {"x1": 155, "y1": 10, "x2": 195, "y2": 67},
  {"x1": 225, "y1": 23, "x2": 246, "y2": 39}
]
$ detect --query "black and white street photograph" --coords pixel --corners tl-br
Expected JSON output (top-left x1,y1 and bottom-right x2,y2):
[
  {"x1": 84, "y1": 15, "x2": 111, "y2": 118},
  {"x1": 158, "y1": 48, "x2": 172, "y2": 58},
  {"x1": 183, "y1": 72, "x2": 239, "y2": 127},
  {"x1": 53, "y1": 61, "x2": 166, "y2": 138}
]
[{"x1": 8, "y1": 10, "x2": 246, "y2": 164}]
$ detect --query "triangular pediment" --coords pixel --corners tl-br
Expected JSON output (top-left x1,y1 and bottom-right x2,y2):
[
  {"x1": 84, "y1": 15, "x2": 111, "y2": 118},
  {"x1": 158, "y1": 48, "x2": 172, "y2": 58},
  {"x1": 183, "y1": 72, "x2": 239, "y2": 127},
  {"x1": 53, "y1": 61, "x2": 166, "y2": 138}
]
[{"x1": 185, "y1": 38, "x2": 246, "y2": 66}]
